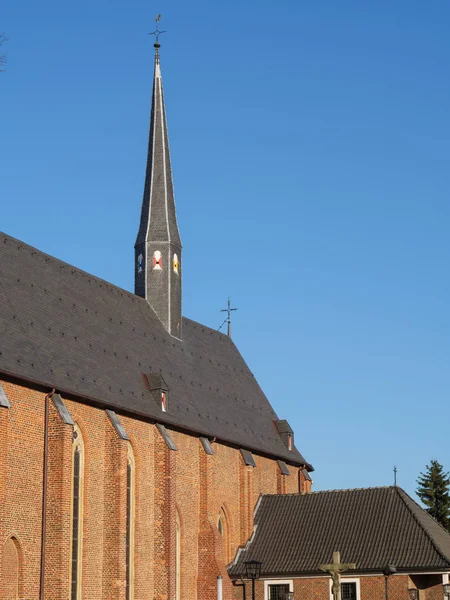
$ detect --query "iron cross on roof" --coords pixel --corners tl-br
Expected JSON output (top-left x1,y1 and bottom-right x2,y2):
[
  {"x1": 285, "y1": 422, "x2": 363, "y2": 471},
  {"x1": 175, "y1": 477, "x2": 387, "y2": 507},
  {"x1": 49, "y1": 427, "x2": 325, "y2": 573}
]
[
  {"x1": 319, "y1": 551, "x2": 356, "y2": 600},
  {"x1": 219, "y1": 297, "x2": 238, "y2": 338},
  {"x1": 149, "y1": 14, "x2": 166, "y2": 44}
]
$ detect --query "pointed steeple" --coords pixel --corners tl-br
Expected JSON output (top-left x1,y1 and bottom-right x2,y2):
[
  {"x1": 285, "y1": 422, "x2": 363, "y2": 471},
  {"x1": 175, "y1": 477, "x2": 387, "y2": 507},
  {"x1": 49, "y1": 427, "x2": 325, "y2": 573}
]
[{"x1": 135, "y1": 41, "x2": 182, "y2": 339}]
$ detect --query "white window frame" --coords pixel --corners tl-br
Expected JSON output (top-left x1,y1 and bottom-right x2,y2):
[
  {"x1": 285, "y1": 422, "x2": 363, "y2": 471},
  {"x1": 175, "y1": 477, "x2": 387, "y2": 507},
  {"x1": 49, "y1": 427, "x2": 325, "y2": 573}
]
[
  {"x1": 329, "y1": 577, "x2": 361, "y2": 600},
  {"x1": 264, "y1": 579, "x2": 294, "y2": 600}
]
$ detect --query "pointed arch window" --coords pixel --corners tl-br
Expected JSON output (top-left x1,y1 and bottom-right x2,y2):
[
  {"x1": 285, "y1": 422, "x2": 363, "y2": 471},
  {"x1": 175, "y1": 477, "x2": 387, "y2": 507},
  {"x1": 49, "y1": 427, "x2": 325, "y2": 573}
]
[
  {"x1": 71, "y1": 424, "x2": 84, "y2": 600},
  {"x1": 176, "y1": 511, "x2": 181, "y2": 600},
  {"x1": 1, "y1": 537, "x2": 21, "y2": 598},
  {"x1": 217, "y1": 514, "x2": 224, "y2": 536},
  {"x1": 126, "y1": 443, "x2": 136, "y2": 600},
  {"x1": 217, "y1": 508, "x2": 231, "y2": 563}
]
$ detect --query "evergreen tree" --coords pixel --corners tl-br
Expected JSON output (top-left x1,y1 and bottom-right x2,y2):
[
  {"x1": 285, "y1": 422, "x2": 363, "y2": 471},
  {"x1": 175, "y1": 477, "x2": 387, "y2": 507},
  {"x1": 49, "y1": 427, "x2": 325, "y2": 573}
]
[{"x1": 416, "y1": 460, "x2": 450, "y2": 531}]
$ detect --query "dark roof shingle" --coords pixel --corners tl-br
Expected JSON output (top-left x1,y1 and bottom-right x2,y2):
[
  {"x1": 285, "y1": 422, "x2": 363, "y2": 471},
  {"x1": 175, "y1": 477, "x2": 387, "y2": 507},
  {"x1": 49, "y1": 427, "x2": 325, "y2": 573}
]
[
  {"x1": 229, "y1": 487, "x2": 450, "y2": 576},
  {"x1": 0, "y1": 232, "x2": 311, "y2": 467}
]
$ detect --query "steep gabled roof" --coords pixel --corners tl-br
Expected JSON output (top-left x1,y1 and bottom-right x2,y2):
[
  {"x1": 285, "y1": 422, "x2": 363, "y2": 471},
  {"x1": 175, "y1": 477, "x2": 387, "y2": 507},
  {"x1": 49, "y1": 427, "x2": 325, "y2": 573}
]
[
  {"x1": 229, "y1": 486, "x2": 450, "y2": 577},
  {"x1": 0, "y1": 232, "x2": 311, "y2": 467}
]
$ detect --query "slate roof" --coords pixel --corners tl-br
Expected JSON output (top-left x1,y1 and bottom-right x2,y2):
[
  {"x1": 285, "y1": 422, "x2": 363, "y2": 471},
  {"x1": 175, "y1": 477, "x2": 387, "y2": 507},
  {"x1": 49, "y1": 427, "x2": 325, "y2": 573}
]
[
  {"x1": 0, "y1": 232, "x2": 311, "y2": 467},
  {"x1": 135, "y1": 53, "x2": 181, "y2": 247},
  {"x1": 229, "y1": 486, "x2": 450, "y2": 576}
]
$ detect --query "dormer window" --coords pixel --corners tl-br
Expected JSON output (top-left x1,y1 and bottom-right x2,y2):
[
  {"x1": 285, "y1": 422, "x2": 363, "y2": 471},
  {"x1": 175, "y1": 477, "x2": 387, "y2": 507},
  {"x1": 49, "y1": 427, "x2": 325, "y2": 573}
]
[
  {"x1": 142, "y1": 372, "x2": 170, "y2": 413},
  {"x1": 274, "y1": 419, "x2": 294, "y2": 452}
]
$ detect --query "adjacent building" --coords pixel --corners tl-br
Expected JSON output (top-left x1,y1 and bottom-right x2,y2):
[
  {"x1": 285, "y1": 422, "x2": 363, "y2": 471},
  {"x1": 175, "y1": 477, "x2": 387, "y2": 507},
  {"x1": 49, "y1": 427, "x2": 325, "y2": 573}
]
[{"x1": 229, "y1": 486, "x2": 450, "y2": 600}]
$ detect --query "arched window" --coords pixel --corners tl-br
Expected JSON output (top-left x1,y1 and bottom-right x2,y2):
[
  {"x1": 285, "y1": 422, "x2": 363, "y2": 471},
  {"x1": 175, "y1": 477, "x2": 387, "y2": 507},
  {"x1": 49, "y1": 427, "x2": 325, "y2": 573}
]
[
  {"x1": 71, "y1": 424, "x2": 84, "y2": 600},
  {"x1": 1, "y1": 537, "x2": 21, "y2": 599},
  {"x1": 176, "y1": 511, "x2": 181, "y2": 600},
  {"x1": 126, "y1": 443, "x2": 136, "y2": 600},
  {"x1": 217, "y1": 514, "x2": 224, "y2": 536},
  {"x1": 217, "y1": 508, "x2": 230, "y2": 563}
]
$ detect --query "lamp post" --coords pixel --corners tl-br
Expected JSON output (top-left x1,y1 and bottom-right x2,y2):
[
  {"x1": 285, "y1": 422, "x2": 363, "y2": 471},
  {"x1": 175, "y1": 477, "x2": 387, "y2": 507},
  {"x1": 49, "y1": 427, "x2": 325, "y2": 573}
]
[
  {"x1": 244, "y1": 560, "x2": 263, "y2": 600},
  {"x1": 443, "y1": 583, "x2": 450, "y2": 598},
  {"x1": 407, "y1": 589, "x2": 419, "y2": 600},
  {"x1": 382, "y1": 565, "x2": 397, "y2": 600}
]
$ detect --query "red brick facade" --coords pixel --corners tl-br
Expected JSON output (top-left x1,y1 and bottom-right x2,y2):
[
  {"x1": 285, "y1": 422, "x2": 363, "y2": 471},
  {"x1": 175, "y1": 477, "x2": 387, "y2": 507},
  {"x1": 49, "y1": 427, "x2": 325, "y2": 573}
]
[
  {"x1": 0, "y1": 378, "x2": 301, "y2": 599},
  {"x1": 235, "y1": 575, "x2": 447, "y2": 600}
]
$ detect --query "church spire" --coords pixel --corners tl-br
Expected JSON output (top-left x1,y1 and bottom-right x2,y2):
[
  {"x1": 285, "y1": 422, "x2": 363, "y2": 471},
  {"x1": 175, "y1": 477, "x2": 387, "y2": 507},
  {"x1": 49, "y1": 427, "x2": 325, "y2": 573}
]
[{"x1": 135, "y1": 35, "x2": 182, "y2": 339}]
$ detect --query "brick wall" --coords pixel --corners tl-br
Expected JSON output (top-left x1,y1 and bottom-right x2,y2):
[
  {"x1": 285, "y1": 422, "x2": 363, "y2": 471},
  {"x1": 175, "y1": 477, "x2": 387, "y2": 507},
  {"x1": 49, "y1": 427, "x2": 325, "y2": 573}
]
[
  {"x1": 0, "y1": 378, "x2": 302, "y2": 599},
  {"x1": 233, "y1": 575, "x2": 444, "y2": 600},
  {"x1": 0, "y1": 380, "x2": 45, "y2": 599}
]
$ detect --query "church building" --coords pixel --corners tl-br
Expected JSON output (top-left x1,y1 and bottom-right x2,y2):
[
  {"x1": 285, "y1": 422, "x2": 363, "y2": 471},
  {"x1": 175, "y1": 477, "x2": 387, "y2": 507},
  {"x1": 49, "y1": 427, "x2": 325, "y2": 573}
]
[{"x1": 0, "y1": 39, "x2": 313, "y2": 600}]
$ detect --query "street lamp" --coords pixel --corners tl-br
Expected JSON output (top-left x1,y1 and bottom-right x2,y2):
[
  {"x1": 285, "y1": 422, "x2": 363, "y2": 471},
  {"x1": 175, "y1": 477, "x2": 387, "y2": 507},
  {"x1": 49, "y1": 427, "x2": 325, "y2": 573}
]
[
  {"x1": 382, "y1": 565, "x2": 397, "y2": 600},
  {"x1": 443, "y1": 583, "x2": 450, "y2": 598},
  {"x1": 244, "y1": 560, "x2": 263, "y2": 600},
  {"x1": 407, "y1": 589, "x2": 419, "y2": 600}
]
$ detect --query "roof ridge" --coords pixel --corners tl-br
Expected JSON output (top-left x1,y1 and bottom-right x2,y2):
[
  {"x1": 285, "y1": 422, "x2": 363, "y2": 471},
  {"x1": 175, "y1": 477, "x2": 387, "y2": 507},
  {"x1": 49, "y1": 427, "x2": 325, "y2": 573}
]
[
  {"x1": 261, "y1": 486, "x2": 396, "y2": 498},
  {"x1": 395, "y1": 486, "x2": 450, "y2": 567}
]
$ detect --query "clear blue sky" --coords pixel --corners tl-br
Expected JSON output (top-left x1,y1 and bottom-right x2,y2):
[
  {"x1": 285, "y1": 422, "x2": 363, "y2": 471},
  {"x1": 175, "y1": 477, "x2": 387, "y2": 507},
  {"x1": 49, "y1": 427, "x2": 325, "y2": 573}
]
[{"x1": 2, "y1": 0, "x2": 450, "y2": 500}]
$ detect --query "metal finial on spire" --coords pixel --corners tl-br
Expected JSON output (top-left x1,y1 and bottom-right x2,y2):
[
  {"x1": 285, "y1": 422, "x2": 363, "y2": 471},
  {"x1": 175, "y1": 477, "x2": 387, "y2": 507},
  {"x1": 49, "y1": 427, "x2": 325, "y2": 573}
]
[
  {"x1": 219, "y1": 298, "x2": 238, "y2": 338},
  {"x1": 393, "y1": 465, "x2": 397, "y2": 486},
  {"x1": 149, "y1": 14, "x2": 166, "y2": 44},
  {"x1": 149, "y1": 15, "x2": 166, "y2": 64}
]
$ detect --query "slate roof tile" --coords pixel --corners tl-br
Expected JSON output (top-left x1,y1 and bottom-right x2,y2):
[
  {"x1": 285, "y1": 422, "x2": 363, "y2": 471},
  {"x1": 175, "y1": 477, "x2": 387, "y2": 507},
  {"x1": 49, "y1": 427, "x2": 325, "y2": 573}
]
[{"x1": 0, "y1": 232, "x2": 311, "y2": 467}]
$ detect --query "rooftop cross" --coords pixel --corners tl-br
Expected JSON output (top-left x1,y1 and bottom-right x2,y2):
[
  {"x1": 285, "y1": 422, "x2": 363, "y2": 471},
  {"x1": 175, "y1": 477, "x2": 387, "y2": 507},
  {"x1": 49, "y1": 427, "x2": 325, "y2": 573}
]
[
  {"x1": 219, "y1": 298, "x2": 238, "y2": 338},
  {"x1": 319, "y1": 551, "x2": 356, "y2": 600},
  {"x1": 149, "y1": 14, "x2": 166, "y2": 61}
]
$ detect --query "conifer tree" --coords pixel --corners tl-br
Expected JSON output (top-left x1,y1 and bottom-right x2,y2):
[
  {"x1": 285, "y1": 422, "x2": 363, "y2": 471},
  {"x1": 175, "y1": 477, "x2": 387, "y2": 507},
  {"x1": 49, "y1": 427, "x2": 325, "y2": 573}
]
[{"x1": 416, "y1": 460, "x2": 450, "y2": 531}]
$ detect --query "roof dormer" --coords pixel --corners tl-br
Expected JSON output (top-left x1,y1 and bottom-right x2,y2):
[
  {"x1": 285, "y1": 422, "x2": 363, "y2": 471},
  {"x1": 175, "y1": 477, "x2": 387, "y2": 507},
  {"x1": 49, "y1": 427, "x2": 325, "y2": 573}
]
[
  {"x1": 274, "y1": 419, "x2": 294, "y2": 452},
  {"x1": 142, "y1": 372, "x2": 170, "y2": 413}
]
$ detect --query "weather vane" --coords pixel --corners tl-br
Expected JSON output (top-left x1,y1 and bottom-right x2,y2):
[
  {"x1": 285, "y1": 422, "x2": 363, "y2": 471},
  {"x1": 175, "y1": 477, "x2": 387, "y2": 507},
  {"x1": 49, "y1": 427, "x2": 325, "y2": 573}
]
[{"x1": 149, "y1": 14, "x2": 166, "y2": 44}]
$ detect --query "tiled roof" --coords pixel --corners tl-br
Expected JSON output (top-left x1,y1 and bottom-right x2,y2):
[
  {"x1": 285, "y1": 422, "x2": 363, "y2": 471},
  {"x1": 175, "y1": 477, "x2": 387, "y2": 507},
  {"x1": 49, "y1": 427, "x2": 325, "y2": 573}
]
[
  {"x1": 229, "y1": 487, "x2": 450, "y2": 576},
  {"x1": 0, "y1": 232, "x2": 312, "y2": 467}
]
